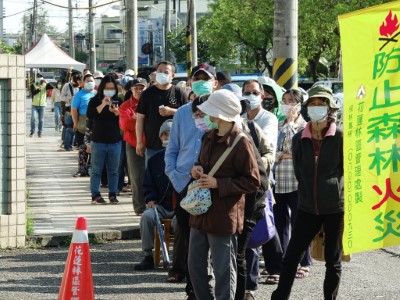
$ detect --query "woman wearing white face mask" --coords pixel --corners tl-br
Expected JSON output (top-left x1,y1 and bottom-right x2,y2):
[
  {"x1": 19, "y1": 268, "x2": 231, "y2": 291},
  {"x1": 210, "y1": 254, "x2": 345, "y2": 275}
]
[
  {"x1": 272, "y1": 86, "x2": 343, "y2": 300},
  {"x1": 86, "y1": 74, "x2": 123, "y2": 205},
  {"x1": 51, "y1": 80, "x2": 63, "y2": 131},
  {"x1": 272, "y1": 89, "x2": 312, "y2": 283}
]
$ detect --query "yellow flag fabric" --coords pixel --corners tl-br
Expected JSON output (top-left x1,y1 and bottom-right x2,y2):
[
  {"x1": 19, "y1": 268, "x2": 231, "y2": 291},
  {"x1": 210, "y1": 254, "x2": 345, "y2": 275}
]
[{"x1": 339, "y1": 1, "x2": 400, "y2": 254}]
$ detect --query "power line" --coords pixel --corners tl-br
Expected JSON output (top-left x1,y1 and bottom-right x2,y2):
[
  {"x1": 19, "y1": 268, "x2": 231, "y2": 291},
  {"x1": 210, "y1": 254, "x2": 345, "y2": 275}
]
[
  {"x1": 41, "y1": 0, "x2": 120, "y2": 10},
  {"x1": 0, "y1": 7, "x2": 33, "y2": 19}
]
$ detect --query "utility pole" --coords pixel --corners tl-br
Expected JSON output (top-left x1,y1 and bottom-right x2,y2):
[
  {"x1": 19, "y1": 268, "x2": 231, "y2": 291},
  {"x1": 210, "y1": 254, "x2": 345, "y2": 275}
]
[
  {"x1": 31, "y1": 0, "x2": 37, "y2": 46},
  {"x1": 164, "y1": 0, "x2": 171, "y2": 61},
  {"x1": 126, "y1": 0, "x2": 138, "y2": 74},
  {"x1": 68, "y1": 0, "x2": 75, "y2": 59},
  {"x1": 0, "y1": 0, "x2": 4, "y2": 42},
  {"x1": 272, "y1": 0, "x2": 298, "y2": 89},
  {"x1": 89, "y1": 0, "x2": 96, "y2": 72},
  {"x1": 189, "y1": 0, "x2": 197, "y2": 66}
]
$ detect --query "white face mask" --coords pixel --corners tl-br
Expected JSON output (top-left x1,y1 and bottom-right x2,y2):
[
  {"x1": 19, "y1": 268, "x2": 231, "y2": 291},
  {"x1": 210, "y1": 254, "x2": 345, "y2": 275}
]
[
  {"x1": 308, "y1": 106, "x2": 328, "y2": 122},
  {"x1": 104, "y1": 89, "x2": 116, "y2": 98},
  {"x1": 162, "y1": 140, "x2": 169, "y2": 147},
  {"x1": 84, "y1": 82, "x2": 95, "y2": 91},
  {"x1": 281, "y1": 104, "x2": 300, "y2": 116},
  {"x1": 194, "y1": 117, "x2": 211, "y2": 133},
  {"x1": 243, "y1": 94, "x2": 261, "y2": 110},
  {"x1": 156, "y1": 72, "x2": 170, "y2": 85}
]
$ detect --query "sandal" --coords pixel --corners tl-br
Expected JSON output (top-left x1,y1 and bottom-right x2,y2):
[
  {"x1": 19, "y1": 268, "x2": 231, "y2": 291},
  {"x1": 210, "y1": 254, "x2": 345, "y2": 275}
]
[
  {"x1": 265, "y1": 274, "x2": 280, "y2": 285},
  {"x1": 260, "y1": 268, "x2": 269, "y2": 276},
  {"x1": 295, "y1": 266, "x2": 310, "y2": 279},
  {"x1": 167, "y1": 272, "x2": 185, "y2": 283}
]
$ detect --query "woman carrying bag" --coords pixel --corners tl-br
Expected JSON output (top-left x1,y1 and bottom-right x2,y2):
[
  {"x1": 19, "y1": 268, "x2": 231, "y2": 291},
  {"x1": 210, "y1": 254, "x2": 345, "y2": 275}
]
[{"x1": 187, "y1": 89, "x2": 260, "y2": 300}]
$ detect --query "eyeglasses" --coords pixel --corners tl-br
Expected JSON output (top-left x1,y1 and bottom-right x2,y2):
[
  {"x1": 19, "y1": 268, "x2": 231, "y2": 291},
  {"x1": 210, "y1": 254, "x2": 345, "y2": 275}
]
[
  {"x1": 192, "y1": 112, "x2": 205, "y2": 119},
  {"x1": 243, "y1": 91, "x2": 261, "y2": 96}
]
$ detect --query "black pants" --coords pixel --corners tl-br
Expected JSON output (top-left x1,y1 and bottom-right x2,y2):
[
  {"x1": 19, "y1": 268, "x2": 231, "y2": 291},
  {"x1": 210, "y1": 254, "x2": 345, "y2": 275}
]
[
  {"x1": 262, "y1": 233, "x2": 283, "y2": 275},
  {"x1": 235, "y1": 219, "x2": 256, "y2": 300},
  {"x1": 271, "y1": 210, "x2": 344, "y2": 300},
  {"x1": 75, "y1": 131, "x2": 84, "y2": 147}
]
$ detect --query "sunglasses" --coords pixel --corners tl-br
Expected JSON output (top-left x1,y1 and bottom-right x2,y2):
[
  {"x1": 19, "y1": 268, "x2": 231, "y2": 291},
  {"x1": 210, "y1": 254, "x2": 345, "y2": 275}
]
[{"x1": 243, "y1": 91, "x2": 261, "y2": 96}]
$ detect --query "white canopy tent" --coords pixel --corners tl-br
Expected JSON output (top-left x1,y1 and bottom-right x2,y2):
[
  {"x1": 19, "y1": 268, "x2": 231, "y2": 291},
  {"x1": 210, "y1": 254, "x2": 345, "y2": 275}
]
[{"x1": 25, "y1": 34, "x2": 85, "y2": 72}]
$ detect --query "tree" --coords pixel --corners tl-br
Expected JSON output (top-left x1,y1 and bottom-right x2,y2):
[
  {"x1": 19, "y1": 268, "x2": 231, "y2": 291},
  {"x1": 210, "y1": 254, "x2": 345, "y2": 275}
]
[
  {"x1": 198, "y1": 0, "x2": 275, "y2": 73},
  {"x1": 299, "y1": 0, "x2": 393, "y2": 81}
]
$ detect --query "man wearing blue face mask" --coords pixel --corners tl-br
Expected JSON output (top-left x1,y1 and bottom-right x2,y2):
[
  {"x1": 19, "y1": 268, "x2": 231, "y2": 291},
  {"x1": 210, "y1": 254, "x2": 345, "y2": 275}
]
[
  {"x1": 71, "y1": 73, "x2": 96, "y2": 147},
  {"x1": 136, "y1": 61, "x2": 188, "y2": 165}
]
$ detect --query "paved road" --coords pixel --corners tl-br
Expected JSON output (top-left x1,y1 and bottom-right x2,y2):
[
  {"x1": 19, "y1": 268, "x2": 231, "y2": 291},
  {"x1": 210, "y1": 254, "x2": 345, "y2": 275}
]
[
  {"x1": 19, "y1": 97, "x2": 400, "y2": 299},
  {"x1": 0, "y1": 240, "x2": 400, "y2": 300}
]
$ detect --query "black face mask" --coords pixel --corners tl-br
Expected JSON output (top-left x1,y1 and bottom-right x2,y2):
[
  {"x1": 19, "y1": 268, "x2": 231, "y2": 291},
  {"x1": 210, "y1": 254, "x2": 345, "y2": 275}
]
[{"x1": 262, "y1": 98, "x2": 274, "y2": 111}]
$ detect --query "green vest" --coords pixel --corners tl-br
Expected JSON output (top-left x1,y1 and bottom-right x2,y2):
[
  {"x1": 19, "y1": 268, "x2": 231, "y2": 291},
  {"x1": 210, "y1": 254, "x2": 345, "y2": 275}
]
[{"x1": 32, "y1": 85, "x2": 47, "y2": 106}]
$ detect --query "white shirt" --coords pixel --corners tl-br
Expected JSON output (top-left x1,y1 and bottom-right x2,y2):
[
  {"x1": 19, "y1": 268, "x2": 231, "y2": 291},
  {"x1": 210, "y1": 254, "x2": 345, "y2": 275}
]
[{"x1": 242, "y1": 107, "x2": 278, "y2": 152}]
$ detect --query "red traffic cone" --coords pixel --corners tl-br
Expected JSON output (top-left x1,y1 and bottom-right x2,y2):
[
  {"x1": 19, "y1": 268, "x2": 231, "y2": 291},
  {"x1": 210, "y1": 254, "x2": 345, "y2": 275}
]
[{"x1": 58, "y1": 217, "x2": 94, "y2": 300}]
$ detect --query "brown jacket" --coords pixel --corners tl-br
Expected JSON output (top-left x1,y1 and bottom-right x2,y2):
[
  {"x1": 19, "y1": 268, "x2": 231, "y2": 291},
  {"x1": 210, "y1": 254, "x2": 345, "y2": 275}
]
[{"x1": 189, "y1": 124, "x2": 260, "y2": 235}]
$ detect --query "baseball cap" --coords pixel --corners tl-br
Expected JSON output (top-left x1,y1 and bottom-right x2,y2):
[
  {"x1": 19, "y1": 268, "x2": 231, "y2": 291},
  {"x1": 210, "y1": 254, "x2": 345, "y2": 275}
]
[
  {"x1": 93, "y1": 70, "x2": 104, "y2": 79},
  {"x1": 125, "y1": 69, "x2": 135, "y2": 76},
  {"x1": 190, "y1": 63, "x2": 216, "y2": 79},
  {"x1": 131, "y1": 77, "x2": 147, "y2": 86}
]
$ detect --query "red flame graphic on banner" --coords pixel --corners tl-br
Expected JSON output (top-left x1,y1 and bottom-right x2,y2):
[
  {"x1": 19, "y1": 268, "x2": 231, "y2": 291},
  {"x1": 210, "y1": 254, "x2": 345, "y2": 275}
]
[{"x1": 380, "y1": 10, "x2": 399, "y2": 37}]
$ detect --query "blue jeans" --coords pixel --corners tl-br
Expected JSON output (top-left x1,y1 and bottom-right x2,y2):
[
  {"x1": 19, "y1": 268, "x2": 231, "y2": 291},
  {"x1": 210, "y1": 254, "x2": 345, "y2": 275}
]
[
  {"x1": 30, "y1": 105, "x2": 45, "y2": 135},
  {"x1": 64, "y1": 128, "x2": 74, "y2": 150},
  {"x1": 90, "y1": 141, "x2": 121, "y2": 198},
  {"x1": 54, "y1": 102, "x2": 61, "y2": 129}
]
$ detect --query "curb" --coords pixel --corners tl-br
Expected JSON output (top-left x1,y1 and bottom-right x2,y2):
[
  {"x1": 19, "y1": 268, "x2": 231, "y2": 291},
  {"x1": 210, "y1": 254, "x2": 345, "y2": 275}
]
[{"x1": 27, "y1": 227, "x2": 141, "y2": 247}]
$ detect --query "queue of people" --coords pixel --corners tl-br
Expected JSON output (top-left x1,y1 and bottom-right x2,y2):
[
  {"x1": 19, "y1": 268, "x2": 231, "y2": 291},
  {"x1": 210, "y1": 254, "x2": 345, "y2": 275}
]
[{"x1": 41, "y1": 62, "x2": 344, "y2": 300}]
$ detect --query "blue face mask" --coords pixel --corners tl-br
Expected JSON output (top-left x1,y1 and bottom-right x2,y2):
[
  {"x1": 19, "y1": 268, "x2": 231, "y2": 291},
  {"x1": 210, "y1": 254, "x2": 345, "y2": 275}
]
[
  {"x1": 191, "y1": 80, "x2": 213, "y2": 96},
  {"x1": 156, "y1": 72, "x2": 170, "y2": 85},
  {"x1": 204, "y1": 115, "x2": 218, "y2": 130}
]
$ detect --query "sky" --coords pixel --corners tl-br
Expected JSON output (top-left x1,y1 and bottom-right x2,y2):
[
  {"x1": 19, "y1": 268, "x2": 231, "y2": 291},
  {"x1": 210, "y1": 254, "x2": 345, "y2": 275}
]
[{"x1": 3, "y1": 0, "x2": 120, "y2": 35}]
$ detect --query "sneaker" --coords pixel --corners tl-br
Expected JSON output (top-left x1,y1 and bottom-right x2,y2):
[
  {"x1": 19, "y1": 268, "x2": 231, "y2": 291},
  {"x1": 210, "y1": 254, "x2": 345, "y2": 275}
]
[
  {"x1": 29, "y1": 133, "x2": 34, "y2": 138},
  {"x1": 134, "y1": 255, "x2": 154, "y2": 270},
  {"x1": 109, "y1": 196, "x2": 119, "y2": 204},
  {"x1": 91, "y1": 196, "x2": 106, "y2": 205},
  {"x1": 38, "y1": 134, "x2": 42, "y2": 138}
]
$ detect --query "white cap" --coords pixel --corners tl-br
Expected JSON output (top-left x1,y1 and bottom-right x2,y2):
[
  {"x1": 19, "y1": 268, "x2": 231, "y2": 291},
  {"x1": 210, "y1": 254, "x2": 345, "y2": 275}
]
[{"x1": 125, "y1": 69, "x2": 135, "y2": 76}]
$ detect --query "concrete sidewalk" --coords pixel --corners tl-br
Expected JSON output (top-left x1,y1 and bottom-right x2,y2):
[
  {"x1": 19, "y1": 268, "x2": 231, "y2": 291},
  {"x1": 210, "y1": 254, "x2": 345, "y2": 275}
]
[{"x1": 26, "y1": 98, "x2": 141, "y2": 245}]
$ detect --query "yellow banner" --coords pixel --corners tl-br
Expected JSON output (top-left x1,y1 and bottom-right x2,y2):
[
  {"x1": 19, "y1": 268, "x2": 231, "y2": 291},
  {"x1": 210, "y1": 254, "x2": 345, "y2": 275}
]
[{"x1": 339, "y1": 1, "x2": 400, "y2": 254}]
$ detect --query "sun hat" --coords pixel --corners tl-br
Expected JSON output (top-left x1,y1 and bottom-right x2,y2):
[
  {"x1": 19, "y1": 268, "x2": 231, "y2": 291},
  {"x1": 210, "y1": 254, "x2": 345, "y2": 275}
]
[
  {"x1": 124, "y1": 69, "x2": 135, "y2": 76},
  {"x1": 197, "y1": 89, "x2": 241, "y2": 122},
  {"x1": 303, "y1": 86, "x2": 339, "y2": 109},
  {"x1": 159, "y1": 119, "x2": 173, "y2": 137}
]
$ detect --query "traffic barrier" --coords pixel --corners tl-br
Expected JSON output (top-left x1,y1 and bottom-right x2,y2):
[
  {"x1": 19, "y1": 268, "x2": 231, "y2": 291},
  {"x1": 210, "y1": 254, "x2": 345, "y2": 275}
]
[{"x1": 58, "y1": 217, "x2": 94, "y2": 300}]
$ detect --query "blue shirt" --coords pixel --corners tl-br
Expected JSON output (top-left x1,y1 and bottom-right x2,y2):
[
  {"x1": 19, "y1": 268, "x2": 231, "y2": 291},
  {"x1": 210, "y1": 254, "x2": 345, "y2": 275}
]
[
  {"x1": 72, "y1": 89, "x2": 95, "y2": 115},
  {"x1": 165, "y1": 103, "x2": 204, "y2": 193}
]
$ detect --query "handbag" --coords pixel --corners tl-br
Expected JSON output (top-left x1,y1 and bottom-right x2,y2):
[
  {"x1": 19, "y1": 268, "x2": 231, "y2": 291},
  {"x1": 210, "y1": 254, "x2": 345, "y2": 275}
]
[
  {"x1": 310, "y1": 228, "x2": 351, "y2": 262},
  {"x1": 77, "y1": 114, "x2": 87, "y2": 134},
  {"x1": 247, "y1": 188, "x2": 276, "y2": 248},
  {"x1": 180, "y1": 133, "x2": 245, "y2": 216}
]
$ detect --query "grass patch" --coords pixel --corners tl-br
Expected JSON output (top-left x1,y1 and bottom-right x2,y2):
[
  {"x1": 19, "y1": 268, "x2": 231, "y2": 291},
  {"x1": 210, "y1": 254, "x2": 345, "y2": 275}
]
[{"x1": 25, "y1": 188, "x2": 34, "y2": 236}]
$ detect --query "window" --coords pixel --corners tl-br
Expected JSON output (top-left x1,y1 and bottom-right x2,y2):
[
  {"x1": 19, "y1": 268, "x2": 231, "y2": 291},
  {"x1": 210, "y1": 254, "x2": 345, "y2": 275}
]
[{"x1": 106, "y1": 28, "x2": 123, "y2": 39}]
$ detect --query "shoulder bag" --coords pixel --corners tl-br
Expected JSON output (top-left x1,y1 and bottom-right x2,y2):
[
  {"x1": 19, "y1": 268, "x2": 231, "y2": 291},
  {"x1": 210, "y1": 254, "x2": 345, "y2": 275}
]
[{"x1": 180, "y1": 133, "x2": 245, "y2": 216}]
